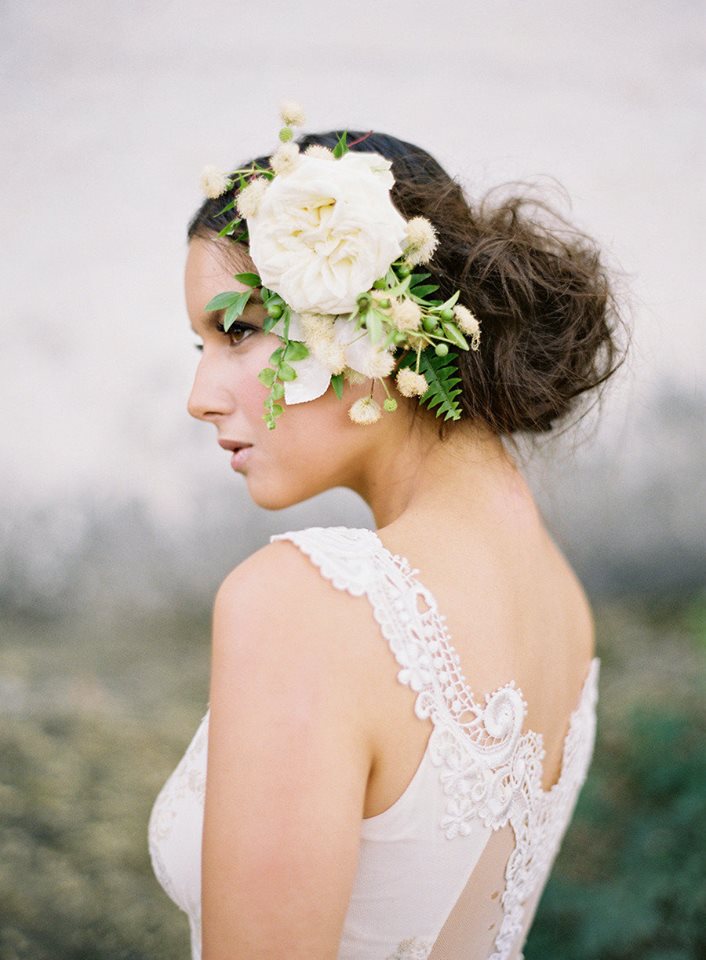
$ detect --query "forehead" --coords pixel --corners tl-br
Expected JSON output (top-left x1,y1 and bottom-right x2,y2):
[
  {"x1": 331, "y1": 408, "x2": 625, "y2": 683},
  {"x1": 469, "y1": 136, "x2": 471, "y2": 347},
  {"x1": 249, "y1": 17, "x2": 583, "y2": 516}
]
[{"x1": 185, "y1": 237, "x2": 263, "y2": 318}]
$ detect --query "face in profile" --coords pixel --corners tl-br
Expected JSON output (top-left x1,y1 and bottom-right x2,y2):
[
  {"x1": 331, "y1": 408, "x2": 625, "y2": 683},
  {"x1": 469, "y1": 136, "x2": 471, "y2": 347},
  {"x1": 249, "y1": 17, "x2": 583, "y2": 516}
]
[{"x1": 185, "y1": 236, "x2": 409, "y2": 510}]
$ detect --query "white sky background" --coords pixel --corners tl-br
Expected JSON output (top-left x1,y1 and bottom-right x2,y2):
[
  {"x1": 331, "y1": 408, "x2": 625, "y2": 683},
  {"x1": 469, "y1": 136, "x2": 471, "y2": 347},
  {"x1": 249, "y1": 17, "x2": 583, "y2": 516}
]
[{"x1": 1, "y1": 0, "x2": 704, "y2": 534}]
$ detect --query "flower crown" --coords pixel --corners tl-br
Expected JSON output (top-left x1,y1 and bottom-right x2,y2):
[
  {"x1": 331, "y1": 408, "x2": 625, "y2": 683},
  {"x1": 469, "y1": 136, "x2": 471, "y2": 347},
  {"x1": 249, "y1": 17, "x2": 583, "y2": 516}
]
[{"x1": 199, "y1": 100, "x2": 481, "y2": 429}]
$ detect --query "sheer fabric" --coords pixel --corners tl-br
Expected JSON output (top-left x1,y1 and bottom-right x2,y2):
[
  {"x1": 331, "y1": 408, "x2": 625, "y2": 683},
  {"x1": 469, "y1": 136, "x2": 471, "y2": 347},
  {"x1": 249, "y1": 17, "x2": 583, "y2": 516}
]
[{"x1": 148, "y1": 525, "x2": 600, "y2": 959}]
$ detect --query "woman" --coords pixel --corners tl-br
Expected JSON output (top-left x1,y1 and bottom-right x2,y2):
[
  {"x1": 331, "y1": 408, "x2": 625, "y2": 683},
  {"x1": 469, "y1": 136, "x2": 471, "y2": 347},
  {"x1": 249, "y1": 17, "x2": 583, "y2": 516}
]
[{"x1": 149, "y1": 103, "x2": 629, "y2": 960}]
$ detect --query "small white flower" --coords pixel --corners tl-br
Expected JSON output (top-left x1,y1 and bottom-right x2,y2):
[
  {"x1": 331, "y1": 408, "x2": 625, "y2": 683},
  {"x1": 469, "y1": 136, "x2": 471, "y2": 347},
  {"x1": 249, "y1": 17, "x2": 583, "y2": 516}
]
[
  {"x1": 367, "y1": 348, "x2": 397, "y2": 378},
  {"x1": 311, "y1": 337, "x2": 347, "y2": 375},
  {"x1": 390, "y1": 298, "x2": 422, "y2": 333},
  {"x1": 269, "y1": 141, "x2": 301, "y2": 176},
  {"x1": 396, "y1": 367, "x2": 429, "y2": 398},
  {"x1": 279, "y1": 99, "x2": 306, "y2": 127},
  {"x1": 300, "y1": 313, "x2": 335, "y2": 343},
  {"x1": 200, "y1": 165, "x2": 231, "y2": 199},
  {"x1": 344, "y1": 367, "x2": 367, "y2": 385},
  {"x1": 235, "y1": 177, "x2": 269, "y2": 218},
  {"x1": 348, "y1": 397, "x2": 382, "y2": 424},
  {"x1": 303, "y1": 144, "x2": 334, "y2": 161},
  {"x1": 404, "y1": 215, "x2": 439, "y2": 266},
  {"x1": 453, "y1": 304, "x2": 481, "y2": 349}
]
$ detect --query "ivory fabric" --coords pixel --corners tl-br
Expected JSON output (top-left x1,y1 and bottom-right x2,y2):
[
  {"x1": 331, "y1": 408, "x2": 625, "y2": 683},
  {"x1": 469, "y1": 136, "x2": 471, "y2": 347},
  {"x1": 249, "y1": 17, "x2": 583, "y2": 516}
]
[{"x1": 148, "y1": 525, "x2": 600, "y2": 959}]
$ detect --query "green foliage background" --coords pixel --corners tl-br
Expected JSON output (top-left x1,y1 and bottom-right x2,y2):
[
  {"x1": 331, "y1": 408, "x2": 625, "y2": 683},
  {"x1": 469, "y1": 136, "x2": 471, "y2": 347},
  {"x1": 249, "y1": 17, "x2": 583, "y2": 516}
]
[{"x1": 1, "y1": 592, "x2": 705, "y2": 959}]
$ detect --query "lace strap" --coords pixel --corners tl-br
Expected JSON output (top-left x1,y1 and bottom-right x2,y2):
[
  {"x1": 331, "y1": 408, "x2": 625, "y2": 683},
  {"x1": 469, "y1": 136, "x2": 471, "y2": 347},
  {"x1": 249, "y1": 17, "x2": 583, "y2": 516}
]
[
  {"x1": 269, "y1": 525, "x2": 453, "y2": 720},
  {"x1": 269, "y1": 525, "x2": 380, "y2": 597}
]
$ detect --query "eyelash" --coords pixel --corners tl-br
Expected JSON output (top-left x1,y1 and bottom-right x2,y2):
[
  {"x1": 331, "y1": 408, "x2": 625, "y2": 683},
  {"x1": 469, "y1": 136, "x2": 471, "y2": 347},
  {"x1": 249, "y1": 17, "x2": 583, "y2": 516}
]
[{"x1": 193, "y1": 321, "x2": 256, "y2": 351}]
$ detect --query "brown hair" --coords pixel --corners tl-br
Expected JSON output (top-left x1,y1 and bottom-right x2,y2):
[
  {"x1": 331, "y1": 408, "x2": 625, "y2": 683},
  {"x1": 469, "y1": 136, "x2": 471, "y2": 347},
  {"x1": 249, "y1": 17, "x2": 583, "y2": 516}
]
[{"x1": 188, "y1": 130, "x2": 631, "y2": 447}]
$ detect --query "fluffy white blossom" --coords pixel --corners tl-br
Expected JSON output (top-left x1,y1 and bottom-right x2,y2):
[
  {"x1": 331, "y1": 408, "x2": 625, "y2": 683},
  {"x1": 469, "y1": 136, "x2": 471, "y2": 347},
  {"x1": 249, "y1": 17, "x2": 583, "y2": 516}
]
[
  {"x1": 390, "y1": 298, "x2": 422, "y2": 332},
  {"x1": 344, "y1": 367, "x2": 368, "y2": 385},
  {"x1": 279, "y1": 99, "x2": 306, "y2": 127},
  {"x1": 348, "y1": 396, "x2": 382, "y2": 425},
  {"x1": 303, "y1": 144, "x2": 334, "y2": 161},
  {"x1": 310, "y1": 337, "x2": 347, "y2": 375},
  {"x1": 403, "y1": 216, "x2": 439, "y2": 266},
  {"x1": 200, "y1": 165, "x2": 231, "y2": 199},
  {"x1": 395, "y1": 367, "x2": 429, "y2": 398},
  {"x1": 453, "y1": 304, "x2": 481, "y2": 349},
  {"x1": 246, "y1": 151, "x2": 408, "y2": 315},
  {"x1": 269, "y1": 141, "x2": 301, "y2": 176},
  {"x1": 299, "y1": 313, "x2": 335, "y2": 343},
  {"x1": 235, "y1": 177, "x2": 269, "y2": 218}
]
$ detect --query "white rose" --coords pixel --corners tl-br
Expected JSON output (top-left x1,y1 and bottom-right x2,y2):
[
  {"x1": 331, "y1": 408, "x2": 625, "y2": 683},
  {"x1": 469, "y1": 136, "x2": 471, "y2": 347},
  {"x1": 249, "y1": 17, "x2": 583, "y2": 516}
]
[{"x1": 246, "y1": 152, "x2": 408, "y2": 315}]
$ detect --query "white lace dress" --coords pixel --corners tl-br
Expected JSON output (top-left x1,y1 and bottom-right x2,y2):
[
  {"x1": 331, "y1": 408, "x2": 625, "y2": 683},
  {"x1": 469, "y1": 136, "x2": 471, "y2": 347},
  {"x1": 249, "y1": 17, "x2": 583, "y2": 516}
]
[{"x1": 148, "y1": 525, "x2": 600, "y2": 960}]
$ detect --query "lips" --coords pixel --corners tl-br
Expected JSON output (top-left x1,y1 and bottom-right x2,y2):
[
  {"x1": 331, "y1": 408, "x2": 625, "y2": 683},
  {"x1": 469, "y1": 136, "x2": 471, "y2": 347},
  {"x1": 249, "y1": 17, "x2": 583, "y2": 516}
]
[{"x1": 218, "y1": 439, "x2": 253, "y2": 453}]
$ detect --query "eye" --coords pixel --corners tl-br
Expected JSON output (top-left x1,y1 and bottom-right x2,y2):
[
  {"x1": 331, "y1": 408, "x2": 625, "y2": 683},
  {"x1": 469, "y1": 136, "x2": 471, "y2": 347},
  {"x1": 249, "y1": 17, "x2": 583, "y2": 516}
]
[
  {"x1": 193, "y1": 321, "x2": 258, "y2": 352},
  {"x1": 216, "y1": 320, "x2": 257, "y2": 347}
]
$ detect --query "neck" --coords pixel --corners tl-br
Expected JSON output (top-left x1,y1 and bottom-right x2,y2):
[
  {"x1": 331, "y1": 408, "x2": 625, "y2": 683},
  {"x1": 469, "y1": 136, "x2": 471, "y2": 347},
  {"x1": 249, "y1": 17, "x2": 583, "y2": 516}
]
[{"x1": 348, "y1": 414, "x2": 529, "y2": 531}]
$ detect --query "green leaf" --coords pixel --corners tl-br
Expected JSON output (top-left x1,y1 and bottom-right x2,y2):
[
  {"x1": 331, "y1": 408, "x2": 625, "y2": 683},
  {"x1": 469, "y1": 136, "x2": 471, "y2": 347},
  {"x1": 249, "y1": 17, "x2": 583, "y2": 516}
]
[
  {"x1": 437, "y1": 288, "x2": 461, "y2": 312},
  {"x1": 269, "y1": 346, "x2": 285, "y2": 364},
  {"x1": 258, "y1": 367, "x2": 276, "y2": 387},
  {"x1": 216, "y1": 198, "x2": 236, "y2": 216},
  {"x1": 278, "y1": 362, "x2": 297, "y2": 381},
  {"x1": 283, "y1": 340, "x2": 309, "y2": 361},
  {"x1": 332, "y1": 131, "x2": 349, "y2": 158},
  {"x1": 385, "y1": 275, "x2": 412, "y2": 298},
  {"x1": 233, "y1": 272, "x2": 261, "y2": 287},
  {"x1": 271, "y1": 403, "x2": 284, "y2": 416},
  {"x1": 263, "y1": 315, "x2": 279, "y2": 334},
  {"x1": 410, "y1": 284, "x2": 440, "y2": 299},
  {"x1": 217, "y1": 216, "x2": 242, "y2": 238},
  {"x1": 440, "y1": 321, "x2": 470, "y2": 350},
  {"x1": 223, "y1": 291, "x2": 252, "y2": 330},
  {"x1": 204, "y1": 291, "x2": 246, "y2": 312},
  {"x1": 271, "y1": 381, "x2": 285, "y2": 400},
  {"x1": 417, "y1": 348, "x2": 464, "y2": 421},
  {"x1": 330, "y1": 373, "x2": 344, "y2": 399},
  {"x1": 410, "y1": 272, "x2": 431, "y2": 283},
  {"x1": 365, "y1": 309, "x2": 384, "y2": 345}
]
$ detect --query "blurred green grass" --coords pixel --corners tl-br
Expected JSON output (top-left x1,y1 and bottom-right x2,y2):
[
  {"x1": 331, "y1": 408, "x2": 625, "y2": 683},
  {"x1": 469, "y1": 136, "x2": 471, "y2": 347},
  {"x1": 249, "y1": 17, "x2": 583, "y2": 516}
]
[{"x1": 1, "y1": 593, "x2": 705, "y2": 960}]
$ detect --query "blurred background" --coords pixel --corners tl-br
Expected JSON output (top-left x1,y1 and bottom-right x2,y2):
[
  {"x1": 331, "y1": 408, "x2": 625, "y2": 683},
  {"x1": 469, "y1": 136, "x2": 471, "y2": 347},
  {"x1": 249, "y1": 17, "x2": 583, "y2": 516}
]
[{"x1": 1, "y1": 1, "x2": 705, "y2": 957}]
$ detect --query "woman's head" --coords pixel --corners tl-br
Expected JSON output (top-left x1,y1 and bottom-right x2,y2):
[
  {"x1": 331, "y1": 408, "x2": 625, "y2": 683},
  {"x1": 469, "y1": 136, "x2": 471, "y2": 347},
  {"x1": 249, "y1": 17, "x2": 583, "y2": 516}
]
[
  {"x1": 186, "y1": 233, "x2": 455, "y2": 510},
  {"x1": 185, "y1": 129, "x2": 630, "y2": 505}
]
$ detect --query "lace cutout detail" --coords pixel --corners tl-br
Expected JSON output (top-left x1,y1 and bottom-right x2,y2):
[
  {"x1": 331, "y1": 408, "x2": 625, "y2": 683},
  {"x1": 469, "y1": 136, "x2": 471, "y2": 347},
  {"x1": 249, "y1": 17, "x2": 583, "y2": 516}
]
[
  {"x1": 273, "y1": 526, "x2": 600, "y2": 960},
  {"x1": 385, "y1": 935, "x2": 436, "y2": 960}
]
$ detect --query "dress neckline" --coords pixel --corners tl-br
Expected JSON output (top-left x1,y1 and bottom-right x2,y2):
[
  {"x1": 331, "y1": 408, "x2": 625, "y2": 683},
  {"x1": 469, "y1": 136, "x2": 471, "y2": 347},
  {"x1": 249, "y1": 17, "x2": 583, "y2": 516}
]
[{"x1": 362, "y1": 526, "x2": 599, "y2": 798}]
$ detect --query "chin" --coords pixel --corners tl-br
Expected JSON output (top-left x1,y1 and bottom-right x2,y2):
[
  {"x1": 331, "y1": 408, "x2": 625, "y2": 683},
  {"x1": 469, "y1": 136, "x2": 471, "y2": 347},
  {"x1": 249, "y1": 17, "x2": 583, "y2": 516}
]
[{"x1": 245, "y1": 479, "x2": 314, "y2": 512}]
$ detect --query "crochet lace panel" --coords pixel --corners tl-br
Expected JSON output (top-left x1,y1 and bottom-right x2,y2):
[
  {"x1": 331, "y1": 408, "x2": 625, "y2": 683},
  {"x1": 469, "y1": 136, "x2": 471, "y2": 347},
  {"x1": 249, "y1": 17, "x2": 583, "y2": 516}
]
[{"x1": 272, "y1": 526, "x2": 599, "y2": 960}]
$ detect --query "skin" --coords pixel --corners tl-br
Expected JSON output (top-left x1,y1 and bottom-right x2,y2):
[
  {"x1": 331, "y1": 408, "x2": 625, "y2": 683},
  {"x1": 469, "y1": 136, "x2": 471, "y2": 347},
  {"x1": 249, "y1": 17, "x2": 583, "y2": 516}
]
[{"x1": 185, "y1": 233, "x2": 595, "y2": 959}]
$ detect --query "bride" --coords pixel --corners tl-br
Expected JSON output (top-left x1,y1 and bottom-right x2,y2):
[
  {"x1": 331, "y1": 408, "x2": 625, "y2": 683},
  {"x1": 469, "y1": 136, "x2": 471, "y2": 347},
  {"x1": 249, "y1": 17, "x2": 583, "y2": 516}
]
[{"x1": 148, "y1": 101, "x2": 629, "y2": 960}]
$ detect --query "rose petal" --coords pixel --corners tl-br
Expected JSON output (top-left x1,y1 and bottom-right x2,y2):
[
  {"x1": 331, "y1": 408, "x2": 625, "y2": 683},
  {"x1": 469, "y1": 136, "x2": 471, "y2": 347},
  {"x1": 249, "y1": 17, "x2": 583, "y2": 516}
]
[{"x1": 283, "y1": 352, "x2": 333, "y2": 404}]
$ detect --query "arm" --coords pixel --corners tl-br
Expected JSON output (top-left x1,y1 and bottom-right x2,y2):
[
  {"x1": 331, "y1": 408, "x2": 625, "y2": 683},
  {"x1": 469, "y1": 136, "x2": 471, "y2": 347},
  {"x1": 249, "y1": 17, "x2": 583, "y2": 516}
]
[{"x1": 201, "y1": 541, "x2": 375, "y2": 960}]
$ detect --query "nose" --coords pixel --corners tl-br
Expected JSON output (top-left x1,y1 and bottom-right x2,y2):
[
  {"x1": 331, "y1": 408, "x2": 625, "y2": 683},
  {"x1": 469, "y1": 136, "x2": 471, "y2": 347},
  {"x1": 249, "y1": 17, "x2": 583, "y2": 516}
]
[{"x1": 187, "y1": 354, "x2": 233, "y2": 422}]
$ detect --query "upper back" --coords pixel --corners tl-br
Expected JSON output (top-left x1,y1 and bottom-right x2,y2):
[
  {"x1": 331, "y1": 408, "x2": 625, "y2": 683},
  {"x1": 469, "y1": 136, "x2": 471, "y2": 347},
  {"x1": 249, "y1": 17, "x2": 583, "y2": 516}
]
[{"x1": 271, "y1": 516, "x2": 600, "y2": 960}]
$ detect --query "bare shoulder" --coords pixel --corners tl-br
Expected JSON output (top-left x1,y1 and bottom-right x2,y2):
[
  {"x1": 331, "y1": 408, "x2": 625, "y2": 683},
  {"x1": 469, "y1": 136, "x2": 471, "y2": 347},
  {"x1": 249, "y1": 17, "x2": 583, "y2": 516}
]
[
  {"x1": 212, "y1": 537, "x2": 379, "y2": 732},
  {"x1": 203, "y1": 538, "x2": 377, "y2": 955}
]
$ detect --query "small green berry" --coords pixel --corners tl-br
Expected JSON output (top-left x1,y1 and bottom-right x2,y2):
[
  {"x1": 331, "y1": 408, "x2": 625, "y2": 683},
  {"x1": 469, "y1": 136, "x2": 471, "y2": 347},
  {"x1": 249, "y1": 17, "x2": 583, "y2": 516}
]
[
  {"x1": 373, "y1": 278, "x2": 387, "y2": 289},
  {"x1": 435, "y1": 343, "x2": 449, "y2": 357},
  {"x1": 279, "y1": 127, "x2": 293, "y2": 142},
  {"x1": 397, "y1": 263, "x2": 412, "y2": 278},
  {"x1": 422, "y1": 316, "x2": 437, "y2": 333},
  {"x1": 267, "y1": 303, "x2": 283, "y2": 319},
  {"x1": 377, "y1": 298, "x2": 391, "y2": 309},
  {"x1": 383, "y1": 397, "x2": 398, "y2": 412},
  {"x1": 393, "y1": 331, "x2": 407, "y2": 344},
  {"x1": 439, "y1": 307, "x2": 454, "y2": 322}
]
